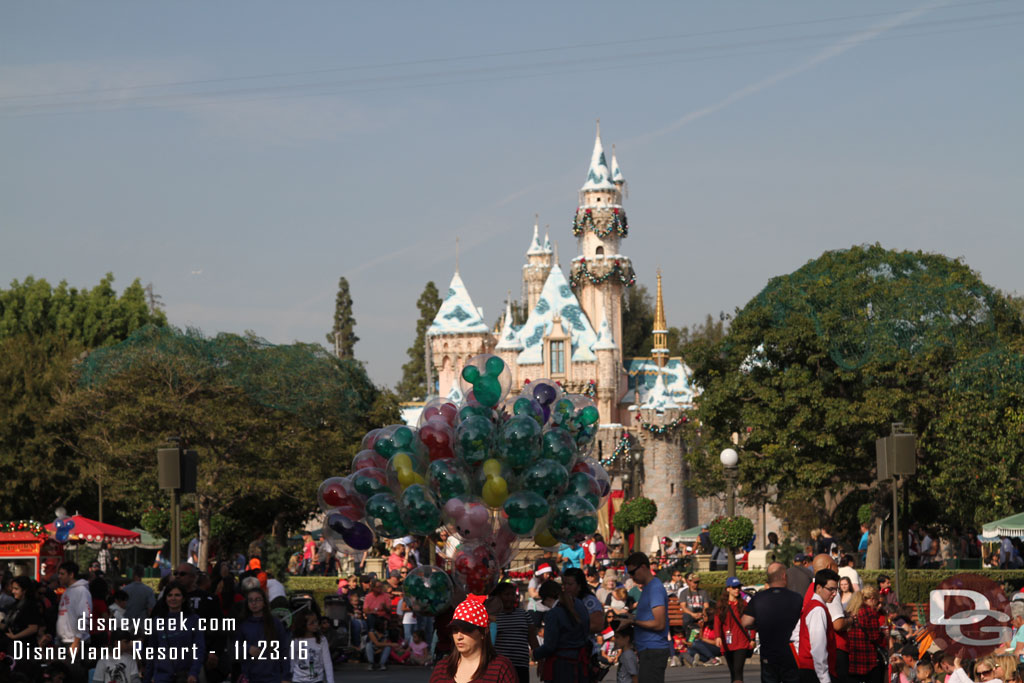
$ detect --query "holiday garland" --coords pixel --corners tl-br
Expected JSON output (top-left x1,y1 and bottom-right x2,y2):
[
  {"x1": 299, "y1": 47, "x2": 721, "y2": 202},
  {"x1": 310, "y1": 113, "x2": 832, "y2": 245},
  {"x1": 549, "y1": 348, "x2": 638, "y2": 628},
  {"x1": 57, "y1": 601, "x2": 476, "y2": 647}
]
[
  {"x1": 583, "y1": 380, "x2": 597, "y2": 398},
  {"x1": 572, "y1": 207, "x2": 629, "y2": 238},
  {"x1": 0, "y1": 520, "x2": 46, "y2": 536},
  {"x1": 602, "y1": 433, "x2": 632, "y2": 466},
  {"x1": 634, "y1": 413, "x2": 689, "y2": 435},
  {"x1": 569, "y1": 258, "x2": 636, "y2": 288}
]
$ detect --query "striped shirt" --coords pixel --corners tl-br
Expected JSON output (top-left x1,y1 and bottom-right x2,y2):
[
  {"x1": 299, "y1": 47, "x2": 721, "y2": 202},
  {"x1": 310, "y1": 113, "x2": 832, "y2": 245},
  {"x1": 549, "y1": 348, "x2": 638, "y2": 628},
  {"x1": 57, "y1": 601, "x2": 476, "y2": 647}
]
[{"x1": 492, "y1": 608, "x2": 532, "y2": 667}]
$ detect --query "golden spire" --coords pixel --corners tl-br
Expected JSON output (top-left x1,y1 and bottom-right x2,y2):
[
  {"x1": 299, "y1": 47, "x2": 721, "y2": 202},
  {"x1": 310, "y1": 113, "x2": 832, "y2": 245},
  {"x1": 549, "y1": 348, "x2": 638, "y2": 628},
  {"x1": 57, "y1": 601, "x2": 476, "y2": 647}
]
[{"x1": 652, "y1": 269, "x2": 669, "y2": 368}]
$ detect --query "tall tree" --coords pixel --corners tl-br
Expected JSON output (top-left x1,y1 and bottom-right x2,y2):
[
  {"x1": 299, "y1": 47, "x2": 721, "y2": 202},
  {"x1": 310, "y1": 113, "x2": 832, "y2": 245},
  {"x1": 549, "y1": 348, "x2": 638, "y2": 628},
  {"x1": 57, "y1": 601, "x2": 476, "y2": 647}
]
[
  {"x1": 396, "y1": 281, "x2": 441, "y2": 401},
  {"x1": 668, "y1": 313, "x2": 728, "y2": 356},
  {"x1": 326, "y1": 276, "x2": 358, "y2": 358},
  {"x1": 55, "y1": 325, "x2": 396, "y2": 568},
  {"x1": 620, "y1": 285, "x2": 654, "y2": 358},
  {"x1": 684, "y1": 245, "x2": 1024, "y2": 529}
]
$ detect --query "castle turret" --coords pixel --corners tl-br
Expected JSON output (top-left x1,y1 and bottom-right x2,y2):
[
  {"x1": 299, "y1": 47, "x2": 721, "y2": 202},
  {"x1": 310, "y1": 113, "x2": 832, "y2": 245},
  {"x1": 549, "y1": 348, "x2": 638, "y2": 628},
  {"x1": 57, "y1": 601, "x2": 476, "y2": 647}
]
[
  {"x1": 593, "y1": 314, "x2": 618, "y2": 421},
  {"x1": 570, "y1": 123, "x2": 635, "y2": 376},
  {"x1": 652, "y1": 270, "x2": 669, "y2": 369},
  {"x1": 523, "y1": 216, "x2": 553, "y2": 313},
  {"x1": 427, "y1": 270, "x2": 494, "y2": 398},
  {"x1": 494, "y1": 295, "x2": 522, "y2": 389}
]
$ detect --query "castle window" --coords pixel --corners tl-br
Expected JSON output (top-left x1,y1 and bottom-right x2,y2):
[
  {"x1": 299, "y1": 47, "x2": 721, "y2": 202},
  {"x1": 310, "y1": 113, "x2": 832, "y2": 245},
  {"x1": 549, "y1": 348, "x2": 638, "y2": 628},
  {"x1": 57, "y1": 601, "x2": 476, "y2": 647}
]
[
  {"x1": 595, "y1": 246, "x2": 604, "y2": 256},
  {"x1": 550, "y1": 340, "x2": 565, "y2": 375},
  {"x1": 670, "y1": 483, "x2": 675, "y2": 495}
]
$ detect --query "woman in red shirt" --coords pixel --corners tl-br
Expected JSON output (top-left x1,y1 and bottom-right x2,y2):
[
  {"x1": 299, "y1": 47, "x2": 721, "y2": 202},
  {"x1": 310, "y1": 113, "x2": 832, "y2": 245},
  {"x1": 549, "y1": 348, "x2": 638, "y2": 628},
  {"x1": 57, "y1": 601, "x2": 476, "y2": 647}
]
[
  {"x1": 430, "y1": 599, "x2": 517, "y2": 683},
  {"x1": 714, "y1": 578, "x2": 754, "y2": 683},
  {"x1": 846, "y1": 586, "x2": 886, "y2": 683}
]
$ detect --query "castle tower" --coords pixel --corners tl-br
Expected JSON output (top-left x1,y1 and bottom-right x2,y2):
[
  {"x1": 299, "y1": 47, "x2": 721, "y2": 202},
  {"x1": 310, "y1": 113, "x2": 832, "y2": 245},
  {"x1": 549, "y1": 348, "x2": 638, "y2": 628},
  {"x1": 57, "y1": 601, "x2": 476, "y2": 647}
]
[
  {"x1": 652, "y1": 270, "x2": 669, "y2": 369},
  {"x1": 593, "y1": 313, "x2": 619, "y2": 422},
  {"x1": 570, "y1": 123, "x2": 635, "y2": 370},
  {"x1": 523, "y1": 217, "x2": 553, "y2": 313},
  {"x1": 494, "y1": 295, "x2": 523, "y2": 390},
  {"x1": 427, "y1": 270, "x2": 495, "y2": 398}
]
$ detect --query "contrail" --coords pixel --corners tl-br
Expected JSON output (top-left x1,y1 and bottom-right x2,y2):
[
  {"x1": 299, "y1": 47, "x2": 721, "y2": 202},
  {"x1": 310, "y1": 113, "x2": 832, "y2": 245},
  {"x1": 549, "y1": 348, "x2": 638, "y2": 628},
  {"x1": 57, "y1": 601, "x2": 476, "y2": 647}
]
[{"x1": 634, "y1": 2, "x2": 944, "y2": 144}]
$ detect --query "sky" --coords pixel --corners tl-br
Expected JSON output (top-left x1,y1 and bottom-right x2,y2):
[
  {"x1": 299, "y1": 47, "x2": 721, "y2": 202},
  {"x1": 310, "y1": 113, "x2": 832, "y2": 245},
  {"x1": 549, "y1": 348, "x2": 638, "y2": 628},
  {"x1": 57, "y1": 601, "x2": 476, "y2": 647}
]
[{"x1": 3, "y1": 1, "x2": 1022, "y2": 387}]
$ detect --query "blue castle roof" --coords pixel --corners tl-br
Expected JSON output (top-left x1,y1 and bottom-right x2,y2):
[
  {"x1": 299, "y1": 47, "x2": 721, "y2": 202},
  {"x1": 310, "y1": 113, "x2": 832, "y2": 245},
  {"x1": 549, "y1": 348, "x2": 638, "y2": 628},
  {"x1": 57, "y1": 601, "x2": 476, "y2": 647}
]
[
  {"x1": 427, "y1": 272, "x2": 491, "y2": 336},
  {"x1": 516, "y1": 267, "x2": 598, "y2": 365}
]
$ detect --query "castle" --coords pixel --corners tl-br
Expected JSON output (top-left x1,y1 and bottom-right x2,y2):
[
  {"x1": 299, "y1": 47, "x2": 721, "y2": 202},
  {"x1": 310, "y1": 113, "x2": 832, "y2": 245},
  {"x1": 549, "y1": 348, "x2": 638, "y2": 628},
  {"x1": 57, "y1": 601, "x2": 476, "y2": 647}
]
[{"x1": 423, "y1": 125, "x2": 768, "y2": 551}]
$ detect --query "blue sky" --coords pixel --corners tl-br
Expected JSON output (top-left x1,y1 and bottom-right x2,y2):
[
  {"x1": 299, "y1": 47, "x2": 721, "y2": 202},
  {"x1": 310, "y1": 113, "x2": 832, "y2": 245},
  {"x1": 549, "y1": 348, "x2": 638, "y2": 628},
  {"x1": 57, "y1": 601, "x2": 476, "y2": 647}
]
[{"x1": 3, "y1": 1, "x2": 1021, "y2": 387}]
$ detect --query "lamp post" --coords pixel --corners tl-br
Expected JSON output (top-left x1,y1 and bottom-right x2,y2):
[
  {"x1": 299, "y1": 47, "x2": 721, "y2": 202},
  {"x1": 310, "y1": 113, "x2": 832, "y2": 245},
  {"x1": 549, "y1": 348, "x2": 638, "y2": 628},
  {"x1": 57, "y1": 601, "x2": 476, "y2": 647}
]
[{"x1": 720, "y1": 448, "x2": 739, "y2": 576}]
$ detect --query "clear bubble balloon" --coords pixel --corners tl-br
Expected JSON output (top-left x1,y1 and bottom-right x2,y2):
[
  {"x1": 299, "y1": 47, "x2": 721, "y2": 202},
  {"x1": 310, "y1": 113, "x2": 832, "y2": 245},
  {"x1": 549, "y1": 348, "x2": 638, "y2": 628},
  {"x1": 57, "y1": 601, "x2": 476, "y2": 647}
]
[
  {"x1": 510, "y1": 395, "x2": 546, "y2": 426},
  {"x1": 564, "y1": 470, "x2": 602, "y2": 508},
  {"x1": 323, "y1": 513, "x2": 375, "y2": 554},
  {"x1": 399, "y1": 484, "x2": 442, "y2": 536},
  {"x1": 402, "y1": 565, "x2": 455, "y2": 616},
  {"x1": 418, "y1": 417, "x2": 456, "y2": 462},
  {"x1": 539, "y1": 426, "x2": 578, "y2": 469},
  {"x1": 455, "y1": 414, "x2": 496, "y2": 469},
  {"x1": 459, "y1": 354, "x2": 512, "y2": 408},
  {"x1": 573, "y1": 456, "x2": 612, "y2": 500},
  {"x1": 352, "y1": 449, "x2": 388, "y2": 472},
  {"x1": 477, "y1": 458, "x2": 512, "y2": 509},
  {"x1": 502, "y1": 491, "x2": 549, "y2": 537},
  {"x1": 427, "y1": 458, "x2": 473, "y2": 502},
  {"x1": 520, "y1": 459, "x2": 569, "y2": 500},
  {"x1": 500, "y1": 415, "x2": 542, "y2": 472},
  {"x1": 418, "y1": 397, "x2": 459, "y2": 428},
  {"x1": 360, "y1": 428, "x2": 383, "y2": 452},
  {"x1": 317, "y1": 476, "x2": 364, "y2": 518},
  {"x1": 364, "y1": 492, "x2": 409, "y2": 539},
  {"x1": 528, "y1": 378, "x2": 563, "y2": 410},
  {"x1": 373, "y1": 424, "x2": 420, "y2": 459},
  {"x1": 441, "y1": 495, "x2": 494, "y2": 543},
  {"x1": 351, "y1": 467, "x2": 389, "y2": 500},
  {"x1": 547, "y1": 494, "x2": 598, "y2": 545},
  {"x1": 385, "y1": 450, "x2": 428, "y2": 493},
  {"x1": 488, "y1": 518, "x2": 519, "y2": 567},
  {"x1": 451, "y1": 542, "x2": 501, "y2": 596}
]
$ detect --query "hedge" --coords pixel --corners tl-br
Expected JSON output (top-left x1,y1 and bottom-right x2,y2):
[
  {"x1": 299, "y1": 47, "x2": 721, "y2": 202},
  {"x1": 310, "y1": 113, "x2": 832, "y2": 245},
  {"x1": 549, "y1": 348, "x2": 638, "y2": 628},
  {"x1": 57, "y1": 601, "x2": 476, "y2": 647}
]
[{"x1": 656, "y1": 566, "x2": 1024, "y2": 604}]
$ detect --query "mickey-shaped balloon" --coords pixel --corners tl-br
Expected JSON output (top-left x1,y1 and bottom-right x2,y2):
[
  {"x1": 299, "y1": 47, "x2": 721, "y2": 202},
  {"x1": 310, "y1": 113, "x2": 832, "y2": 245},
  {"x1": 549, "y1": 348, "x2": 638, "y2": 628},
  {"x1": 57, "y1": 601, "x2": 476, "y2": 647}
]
[
  {"x1": 459, "y1": 354, "x2": 511, "y2": 408},
  {"x1": 547, "y1": 494, "x2": 598, "y2": 545},
  {"x1": 351, "y1": 449, "x2": 388, "y2": 472},
  {"x1": 427, "y1": 458, "x2": 472, "y2": 501},
  {"x1": 442, "y1": 495, "x2": 493, "y2": 543},
  {"x1": 323, "y1": 513, "x2": 375, "y2": 553},
  {"x1": 402, "y1": 565, "x2": 455, "y2": 616},
  {"x1": 540, "y1": 426, "x2": 578, "y2": 468},
  {"x1": 451, "y1": 542, "x2": 501, "y2": 596},
  {"x1": 455, "y1": 415, "x2": 495, "y2": 469},
  {"x1": 502, "y1": 491, "x2": 548, "y2": 536},
  {"x1": 317, "y1": 476, "x2": 364, "y2": 519},
  {"x1": 374, "y1": 424, "x2": 418, "y2": 459},
  {"x1": 565, "y1": 471, "x2": 602, "y2": 508},
  {"x1": 399, "y1": 484, "x2": 442, "y2": 536},
  {"x1": 419, "y1": 397, "x2": 459, "y2": 428},
  {"x1": 386, "y1": 451, "x2": 427, "y2": 492},
  {"x1": 520, "y1": 459, "x2": 569, "y2": 500},
  {"x1": 479, "y1": 458, "x2": 509, "y2": 509},
  {"x1": 364, "y1": 492, "x2": 409, "y2": 538},
  {"x1": 351, "y1": 467, "x2": 389, "y2": 499},
  {"x1": 500, "y1": 415, "x2": 541, "y2": 472}
]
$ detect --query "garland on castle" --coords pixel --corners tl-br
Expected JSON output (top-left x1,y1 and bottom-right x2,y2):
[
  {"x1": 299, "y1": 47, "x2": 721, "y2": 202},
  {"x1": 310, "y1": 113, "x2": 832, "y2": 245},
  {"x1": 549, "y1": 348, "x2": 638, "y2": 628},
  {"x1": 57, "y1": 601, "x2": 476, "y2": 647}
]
[
  {"x1": 572, "y1": 206, "x2": 629, "y2": 238},
  {"x1": 635, "y1": 413, "x2": 689, "y2": 435},
  {"x1": 570, "y1": 258, "x2": 636, "y2": 288}
]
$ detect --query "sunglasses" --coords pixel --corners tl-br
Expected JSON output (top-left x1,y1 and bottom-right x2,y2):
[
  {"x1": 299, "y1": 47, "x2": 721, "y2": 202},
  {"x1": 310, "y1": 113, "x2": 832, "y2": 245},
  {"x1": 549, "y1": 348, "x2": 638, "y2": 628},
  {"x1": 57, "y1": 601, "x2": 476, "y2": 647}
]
[
  {"x1": 976, "y1": 670, "x2": 993, "y2": 678},
  {"x1": 626, "y1": 565, "x2": 646, "y2": 576}
]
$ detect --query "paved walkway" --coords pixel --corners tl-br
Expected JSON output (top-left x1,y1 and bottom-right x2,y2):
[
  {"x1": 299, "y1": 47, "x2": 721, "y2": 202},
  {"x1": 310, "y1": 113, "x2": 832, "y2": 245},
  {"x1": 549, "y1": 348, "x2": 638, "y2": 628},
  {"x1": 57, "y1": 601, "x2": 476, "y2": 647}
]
[{"x1": 332, "y1": 657, "x2": 759, "y2": 682}]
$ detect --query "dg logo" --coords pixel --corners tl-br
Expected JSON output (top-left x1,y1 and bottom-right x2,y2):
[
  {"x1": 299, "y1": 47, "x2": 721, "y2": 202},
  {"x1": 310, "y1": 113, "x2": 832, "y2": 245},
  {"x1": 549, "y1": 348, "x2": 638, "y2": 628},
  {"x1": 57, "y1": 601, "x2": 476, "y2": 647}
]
[{"x1": 929, "y1": 573, "x2": 1012, "y2": 658}]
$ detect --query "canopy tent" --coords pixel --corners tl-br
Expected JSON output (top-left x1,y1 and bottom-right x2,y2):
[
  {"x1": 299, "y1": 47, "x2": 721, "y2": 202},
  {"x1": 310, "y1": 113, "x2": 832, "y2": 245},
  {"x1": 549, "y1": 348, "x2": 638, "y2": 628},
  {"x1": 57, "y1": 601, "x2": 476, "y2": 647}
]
[
  {"x1": 44, "y1": 516, "x2": 140, "y2": 546},
  {"x1": 132, "y1": 528, "x2": 166, "y2": 550},
  {"x1": 668, "y1": 525, "x2": 704, "y2": 543},
  {"x1": 981, "y1": 511, "x2": 1024, "y2": 540}
]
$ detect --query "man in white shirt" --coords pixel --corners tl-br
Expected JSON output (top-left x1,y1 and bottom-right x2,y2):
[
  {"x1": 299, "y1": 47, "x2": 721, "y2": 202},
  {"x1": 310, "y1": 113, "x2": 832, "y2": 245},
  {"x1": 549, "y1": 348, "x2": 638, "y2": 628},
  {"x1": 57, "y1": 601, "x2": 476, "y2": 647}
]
[
  {"x1": 794, "y1": 569, "x2": 839, "y2": 683},
  {"x1": 56, "y1": 561, "x2": 93, "y2": 683}
]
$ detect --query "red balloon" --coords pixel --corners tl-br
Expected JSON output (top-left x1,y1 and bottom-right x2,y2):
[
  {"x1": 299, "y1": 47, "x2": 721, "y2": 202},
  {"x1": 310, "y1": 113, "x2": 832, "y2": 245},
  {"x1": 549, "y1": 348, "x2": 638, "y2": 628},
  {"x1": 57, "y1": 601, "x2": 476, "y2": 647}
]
[{"x1": 419, "y1": 420, "x2": 455, "y2": 462}]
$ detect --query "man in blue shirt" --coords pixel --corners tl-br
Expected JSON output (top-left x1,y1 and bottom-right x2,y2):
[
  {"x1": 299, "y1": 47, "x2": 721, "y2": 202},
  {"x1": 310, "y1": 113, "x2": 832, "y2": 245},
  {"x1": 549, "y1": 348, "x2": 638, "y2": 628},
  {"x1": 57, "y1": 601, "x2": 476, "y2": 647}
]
[
  {"x1": 559, "y1": 542, "x2": 585, "y2": 570},
  {"x1": 620, "y1": 552, "x2": 669, "y2": 683},
  {"x1": 858, "y1": 524, "x2": 870, "y2": 566}
]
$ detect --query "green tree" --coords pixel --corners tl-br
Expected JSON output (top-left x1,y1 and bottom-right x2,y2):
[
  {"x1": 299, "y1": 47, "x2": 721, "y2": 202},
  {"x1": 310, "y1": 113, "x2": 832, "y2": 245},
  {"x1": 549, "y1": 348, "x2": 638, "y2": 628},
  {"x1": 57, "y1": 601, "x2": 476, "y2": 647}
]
[
  {"x1": 685, "y1": 245, "x2": 1024, "y2": 528},
  {"x1": 396, "y1": 281, "x2": 441, "y2": 401},
  {"x1": 326, "y1": 276, "x2": 358, "y2": 359},
  {"x1": 55, "y1": 326, "x2": 396, "y2": 567},
  {"x1": 668, "y1": 313, "x2": 727, "y2": 357},
  {"x1": 621, "y1": 285, "x2": 654, "y2": 358},
  {"x1": 0, "y1": 274, "x2": 166, "y2": 346}
]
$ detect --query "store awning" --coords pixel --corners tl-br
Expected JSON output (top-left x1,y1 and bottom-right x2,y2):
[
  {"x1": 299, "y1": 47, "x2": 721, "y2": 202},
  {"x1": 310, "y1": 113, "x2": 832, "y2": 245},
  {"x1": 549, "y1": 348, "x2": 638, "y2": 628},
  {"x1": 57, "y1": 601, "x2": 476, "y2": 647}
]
[
  {"x1": 44, "y1": 516, "x2": 141, "y2": 545},
  {"x1": 981, "y1": 511, "x2": 1024, "y2": 539}
]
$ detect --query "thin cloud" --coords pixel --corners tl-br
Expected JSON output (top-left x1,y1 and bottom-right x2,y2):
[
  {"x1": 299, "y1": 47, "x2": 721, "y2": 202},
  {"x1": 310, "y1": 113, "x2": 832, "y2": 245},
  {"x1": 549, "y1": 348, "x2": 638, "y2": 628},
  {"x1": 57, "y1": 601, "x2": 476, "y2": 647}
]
[{"x1": 633, "y1": 2, "x2": 944, "y2": 145}]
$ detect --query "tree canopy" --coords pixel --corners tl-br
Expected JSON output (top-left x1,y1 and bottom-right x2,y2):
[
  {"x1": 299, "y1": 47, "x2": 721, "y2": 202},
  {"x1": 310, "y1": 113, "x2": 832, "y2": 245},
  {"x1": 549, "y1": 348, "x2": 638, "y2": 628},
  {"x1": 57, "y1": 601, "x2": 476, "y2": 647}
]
[
  {"x1": 397, "y1": 281, "x2": 441, "y2": 401},
  {"x1": 685, "y1": 245, "x2": 1024, "y2": 530}
]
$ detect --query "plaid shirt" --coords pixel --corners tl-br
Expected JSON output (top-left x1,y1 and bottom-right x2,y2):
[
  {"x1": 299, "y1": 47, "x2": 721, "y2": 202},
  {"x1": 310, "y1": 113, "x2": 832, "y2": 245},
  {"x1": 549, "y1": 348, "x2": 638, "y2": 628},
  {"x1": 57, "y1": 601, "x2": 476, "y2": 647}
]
[{"x1": 847, "y1": 606, "x2": 886, "y2": 675}]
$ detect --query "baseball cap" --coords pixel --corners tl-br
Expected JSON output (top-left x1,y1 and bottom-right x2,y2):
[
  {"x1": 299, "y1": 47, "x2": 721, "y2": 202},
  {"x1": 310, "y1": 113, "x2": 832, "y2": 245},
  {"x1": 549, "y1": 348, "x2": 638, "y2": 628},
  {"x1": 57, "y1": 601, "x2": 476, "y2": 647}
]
[
  {"x1": 793, "y1": 553, "x2": 807, "y2": 563},
  {"x1": 726, "y1": 576, "x2": 742, "y2": 588},
  {"x1": 451, "y1": 598, "x2": 489, "y2": 629}
]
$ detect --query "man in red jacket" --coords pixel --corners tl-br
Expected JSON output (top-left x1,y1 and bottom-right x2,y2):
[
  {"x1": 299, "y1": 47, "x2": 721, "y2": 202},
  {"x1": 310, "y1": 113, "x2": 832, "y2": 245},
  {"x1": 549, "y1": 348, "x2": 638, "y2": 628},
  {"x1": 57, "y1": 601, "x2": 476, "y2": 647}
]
[{"x1": 795, "y1": 569, "x2": 840, "y2": 683}]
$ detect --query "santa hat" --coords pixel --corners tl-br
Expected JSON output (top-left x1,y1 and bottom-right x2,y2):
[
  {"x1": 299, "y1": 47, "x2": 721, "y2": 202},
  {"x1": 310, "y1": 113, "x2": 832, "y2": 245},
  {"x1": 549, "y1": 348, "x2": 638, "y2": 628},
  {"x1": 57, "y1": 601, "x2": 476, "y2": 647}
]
[
  {"x1": 600, "y1": 627, "x2": 615, "y2": 640},
  {"x1": 535, "y1": 563, "x2": 553, "y2": 576},
  {"x1": 451, "y1": 598, "x2": 489, "y2": 629}
]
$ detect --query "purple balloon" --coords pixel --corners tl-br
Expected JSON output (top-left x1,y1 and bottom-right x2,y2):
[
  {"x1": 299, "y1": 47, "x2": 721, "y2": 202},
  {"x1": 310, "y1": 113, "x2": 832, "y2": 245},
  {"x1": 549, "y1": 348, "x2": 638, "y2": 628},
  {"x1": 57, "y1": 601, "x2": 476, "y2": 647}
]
[
  {"x1": 341, "y1": 521, "x2": 375, "y2": 551},
  {"x1": 533, "y1": 383, "x2": 557, "y2": 405}
]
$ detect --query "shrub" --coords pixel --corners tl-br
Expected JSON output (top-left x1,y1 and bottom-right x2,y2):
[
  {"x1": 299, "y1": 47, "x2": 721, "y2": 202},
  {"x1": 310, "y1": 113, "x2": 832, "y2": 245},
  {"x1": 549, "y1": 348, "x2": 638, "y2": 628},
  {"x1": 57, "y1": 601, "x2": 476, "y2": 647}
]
[
  {"x1": 708, "y1": 515, "x2": 754, "y2": 550},
  {"x1": 614, "y1": 497, "x2": 658, "y2": 530}
]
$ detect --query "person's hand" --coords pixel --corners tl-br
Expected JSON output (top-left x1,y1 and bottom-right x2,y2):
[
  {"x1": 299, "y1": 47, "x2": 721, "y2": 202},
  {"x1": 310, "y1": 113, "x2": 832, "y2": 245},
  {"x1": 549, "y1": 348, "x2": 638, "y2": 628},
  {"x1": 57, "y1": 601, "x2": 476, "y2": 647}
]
[
  {"x1": 715, "y1": 637, "x2": 723, "y2": 650},
  {"x1": 4, "y1": 631, "x2": 13, "y2": 640}
]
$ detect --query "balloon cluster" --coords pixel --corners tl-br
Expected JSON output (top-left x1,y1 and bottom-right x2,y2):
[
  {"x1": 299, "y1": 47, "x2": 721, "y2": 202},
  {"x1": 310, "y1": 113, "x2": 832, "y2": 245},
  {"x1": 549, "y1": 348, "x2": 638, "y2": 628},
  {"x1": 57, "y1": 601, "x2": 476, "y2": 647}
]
[
  {"x1": 52, "y1": 507, "x2": 75, "y2": 543},
  {"x1": 316, "y1": 354, "x2": 612, "y2": 614}
]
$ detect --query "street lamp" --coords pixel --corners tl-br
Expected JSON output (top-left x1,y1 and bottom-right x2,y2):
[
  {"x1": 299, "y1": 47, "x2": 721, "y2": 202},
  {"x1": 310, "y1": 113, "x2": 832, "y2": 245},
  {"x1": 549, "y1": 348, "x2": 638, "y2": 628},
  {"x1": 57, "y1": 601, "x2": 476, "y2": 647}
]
[{"x1": 720, "y1": 448, "x2": 739, "y2": 575}]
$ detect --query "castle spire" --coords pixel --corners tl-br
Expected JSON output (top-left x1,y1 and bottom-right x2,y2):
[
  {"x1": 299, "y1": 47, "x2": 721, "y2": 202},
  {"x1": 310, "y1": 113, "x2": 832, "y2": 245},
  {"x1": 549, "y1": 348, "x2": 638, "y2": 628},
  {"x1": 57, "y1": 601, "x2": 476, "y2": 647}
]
[
  {"x1": 611, "y1": 144, "x2": 625, "y2": 185},
  {"x1": 527, "y1": 215, "x2": 546, "y2": 255},
  {"x1": 652, "y1": 269, "x2": 669, "y2": 369},
  {"x1": 580, "y1": 120, "x2": 616, "y2": 192}
]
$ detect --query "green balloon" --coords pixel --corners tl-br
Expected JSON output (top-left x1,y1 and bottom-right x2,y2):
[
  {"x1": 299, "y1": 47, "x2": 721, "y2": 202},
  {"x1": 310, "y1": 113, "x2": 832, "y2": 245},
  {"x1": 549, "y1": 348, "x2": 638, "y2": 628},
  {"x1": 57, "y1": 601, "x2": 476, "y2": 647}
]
[
  {"x1": 522, "y1": 460, "x2": 568, "y2": 499},
  {"x1": 393, "y1": 426, "x2": 414, "y2": 449},
  {"x1": 508, "y1": 516, "x2": 535, "y2": 535},
  {"x1": 456, "y1": 415, "x2": 495, "y2": 468},
  {"x1": 459, "y1": 405, "x2": 490, "y2": 422},
  {"x1": 428, "y1": 459, "x2": 471, "y2": 500},
  {"x1": 551, "y1": 398, "x2": 575, "y2": 425},
  {"x1": 474, "y1": 375, "x2": 502, "y2": 407},
  {"x1": 462, "y1": 365, "x2": 481, "y2": 383},
  {"x1": 501, "y1": 416, "x2": 541, "y2": 472},
  {"x1": 374, "y1": 437, "x2": 396, "y2": 457},
  {"x1": 484, "y1": 356, "x2": 505, "y2": 377},
  {"x1": 502, "y1": 491, "x2": 548, "y2": 536},
  {"x1": 580, "y1": 405, "x2": 600, "y2": 426},
  {"x1": 366, "y1": 492, "x2": 408, "y2": 538},
  {"x1": 540, "y1": 427, "x2": 578, "y2": 468},
  {"x1": 400, "y1": 484, "x2": 441, "y2": 535}
]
